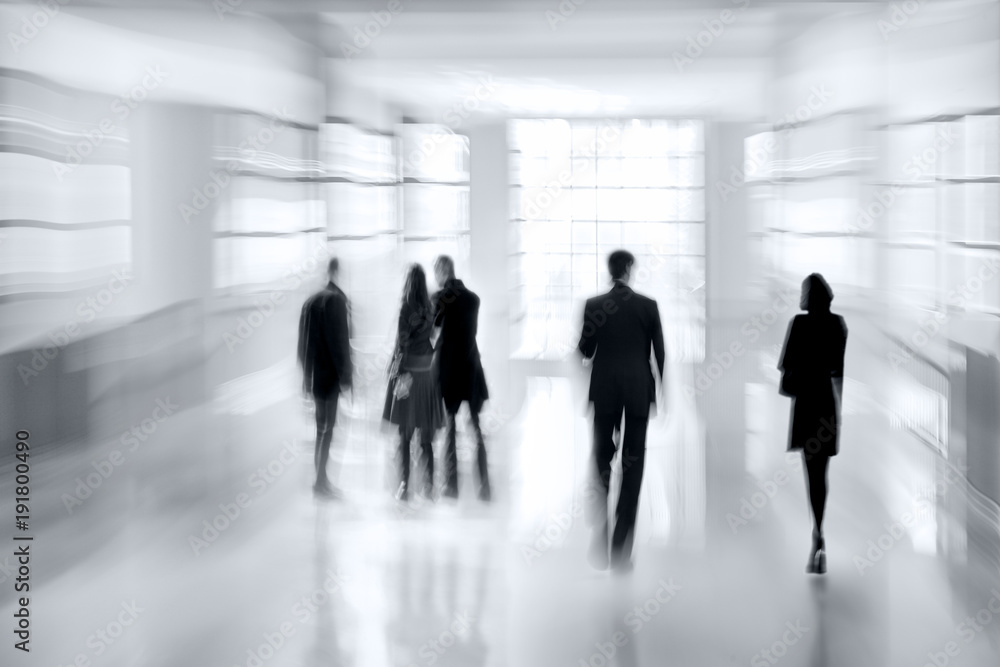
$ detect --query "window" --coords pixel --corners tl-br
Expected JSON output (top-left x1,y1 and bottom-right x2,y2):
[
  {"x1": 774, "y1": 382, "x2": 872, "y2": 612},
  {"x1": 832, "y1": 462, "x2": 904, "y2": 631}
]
[
  {"x1": 213, "y1": 112, "x2": 323, "y2": 294},
  {"x1": 508, "y1": 119, "x2": 706, "y2": 361},
  {"x1": 0, "y1": 72, "x2": 132, "y2": 352},
  {"x1": 397, "y1": 123, "x2": 471, "y2": 272}
]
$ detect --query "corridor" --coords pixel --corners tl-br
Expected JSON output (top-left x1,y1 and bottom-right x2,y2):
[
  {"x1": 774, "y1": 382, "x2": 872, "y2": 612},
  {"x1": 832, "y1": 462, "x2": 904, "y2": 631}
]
[{"x1": 1, "y1": 1, "x2": 1000, "y2": 665}]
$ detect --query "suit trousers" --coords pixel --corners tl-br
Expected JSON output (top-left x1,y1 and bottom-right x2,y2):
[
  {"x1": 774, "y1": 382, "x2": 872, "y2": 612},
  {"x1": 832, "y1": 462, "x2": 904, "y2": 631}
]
[
  {"x1": 590, "y1": 407, "x2": 648, "y2": 563},
  {"x1": 443, "y1": 403, "x2": 490, "y2": 496},
  {"x1": 314, "y1": 393, "x2": 339, "y2": 486}
]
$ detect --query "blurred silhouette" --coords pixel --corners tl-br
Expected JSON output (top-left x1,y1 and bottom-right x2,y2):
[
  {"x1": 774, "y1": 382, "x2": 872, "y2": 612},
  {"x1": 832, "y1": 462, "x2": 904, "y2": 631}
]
[
  {"x1": 432, "y1": 255, "x2": 491, "y2": 501},
  {"x1": 298, "y1": 257, "x2": 354, "y2": 499},
  {"x1": 383, "y1": 264, "x2": 445, "y2": 502},
  {"x1": 778, "y1": 273, "x2": 848, "y2": 574},
  {"x1": 578, "y1": 250, "x2": 665, "y2": 572}
]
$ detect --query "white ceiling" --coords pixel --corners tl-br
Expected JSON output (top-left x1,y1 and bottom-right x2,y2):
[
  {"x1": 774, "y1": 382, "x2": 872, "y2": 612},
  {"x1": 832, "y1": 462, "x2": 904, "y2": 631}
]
[{"x1": 317, "y1": 1, "x2": 839, "y2": 119}]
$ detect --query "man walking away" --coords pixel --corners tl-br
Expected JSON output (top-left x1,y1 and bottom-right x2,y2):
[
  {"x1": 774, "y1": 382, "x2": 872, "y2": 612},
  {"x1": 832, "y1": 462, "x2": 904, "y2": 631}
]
[{"x1": 578, "y1": 250, "x2": 665, "y2": 572}]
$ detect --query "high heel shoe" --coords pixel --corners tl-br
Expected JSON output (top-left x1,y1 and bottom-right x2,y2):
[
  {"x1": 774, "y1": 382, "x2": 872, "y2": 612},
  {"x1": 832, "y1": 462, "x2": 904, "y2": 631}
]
[
  {"x1": 814, "y1": 548, "x2": 827, "y2": 574},
  {"x1": 806, "y1": 532, "x2": 827, "y2": 574}
]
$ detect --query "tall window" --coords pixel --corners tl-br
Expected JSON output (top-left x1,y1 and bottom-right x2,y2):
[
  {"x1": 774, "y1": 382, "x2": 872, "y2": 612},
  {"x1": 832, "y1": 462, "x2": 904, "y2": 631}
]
[
  {"x1": 508, "y1": 119, "x2": 706, "y2": 362},
  {"x1": 213, "y1": 112, "x2": 323, "y2": 295},
  {"x1": 314, "y1": 122, "x2": 470, "y2": 423},
  {"x1": 747, "y1": 113, "x2": 877, "y2": 305},
  {"x1": 0, "y1": 72, "x2": 132, "y2": 352},
  {"x1": 397, "y1": 123, "x2": 470, "y2": 273},
  {"x1": 320, "y1": 121, "x2": 398, "y2": 343}
]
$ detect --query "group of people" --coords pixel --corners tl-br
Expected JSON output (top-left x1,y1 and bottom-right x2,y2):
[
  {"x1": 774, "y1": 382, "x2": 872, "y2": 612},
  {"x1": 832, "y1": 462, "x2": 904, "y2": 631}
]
[
  {"x1": 298, "y1": 250, "x2": 847, "y2": 575},
  {"x1": 297, "y1": 255, "x2": 492, "y2": 505}
]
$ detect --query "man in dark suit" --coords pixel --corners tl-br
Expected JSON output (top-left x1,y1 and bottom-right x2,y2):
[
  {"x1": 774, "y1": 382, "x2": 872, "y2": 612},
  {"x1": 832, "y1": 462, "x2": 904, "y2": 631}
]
[
  {"x1": 298, "y1": 257, "x2": 353, "y2": 498},
  {"x1": 432, "y1": 255, "x2": 491, "y2": 501},
  {"x1": 578, "y1": 249, "x2": 665, "y2": 571}
]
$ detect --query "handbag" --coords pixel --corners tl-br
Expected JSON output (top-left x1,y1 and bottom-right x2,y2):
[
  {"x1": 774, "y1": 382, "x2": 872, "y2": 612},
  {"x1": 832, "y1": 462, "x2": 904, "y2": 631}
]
[
  {"x1": 393, "y1": 372, "x2": 413, "y2": 400},
  {"x1": 386, "y1": 330, "x2": 412, "y2": 400}
]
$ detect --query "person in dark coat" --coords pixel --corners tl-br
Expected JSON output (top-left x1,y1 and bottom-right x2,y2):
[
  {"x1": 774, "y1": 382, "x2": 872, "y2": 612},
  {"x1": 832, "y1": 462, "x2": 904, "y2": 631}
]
[
  {"x1": 383, "y1": 264, "x2": 444, "y2": 501},
  {"x1": 578, "y1": 249, "x2": 665, "y2": 572},
  {"x1": 298, "y1": 258, "x2": 353, "y2": 498},
  {"x1": 778, "y1": 272, "x2": 848, "y2": 574},
  {"x1": 432, "y1": 255, "x2": 491, "y2": 501}
]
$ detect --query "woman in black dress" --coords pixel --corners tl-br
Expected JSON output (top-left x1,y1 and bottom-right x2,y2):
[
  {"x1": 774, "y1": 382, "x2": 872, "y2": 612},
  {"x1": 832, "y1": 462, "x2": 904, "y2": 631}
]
[
  {"x1": 778, "y1": 273, "x2": 848, "y2": 574},
  {"x1": 384, "y1": 264, "x2": 444, "y2": 501}
]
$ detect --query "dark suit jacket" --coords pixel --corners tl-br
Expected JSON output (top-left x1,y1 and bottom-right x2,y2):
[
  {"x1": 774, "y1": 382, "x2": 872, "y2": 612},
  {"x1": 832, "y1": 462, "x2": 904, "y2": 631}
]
[
  {"x1": 433, "y1": 278, "x2": 488, "y2": 412},
  {"x1": 778, "y1": 311, "x2": 847, "y2": 456},
  {"x1": 298, "y1": 281, "x2": 353, "y2": 399},
  {"x1": 578, "y1": 281, "x2": 665, "y2": 417}
]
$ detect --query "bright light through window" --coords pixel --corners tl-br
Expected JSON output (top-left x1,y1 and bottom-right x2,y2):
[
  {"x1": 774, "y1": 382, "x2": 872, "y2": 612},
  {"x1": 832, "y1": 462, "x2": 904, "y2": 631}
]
[{"x1": 508, "y1": 119, "x2": 706, "y2": 362}]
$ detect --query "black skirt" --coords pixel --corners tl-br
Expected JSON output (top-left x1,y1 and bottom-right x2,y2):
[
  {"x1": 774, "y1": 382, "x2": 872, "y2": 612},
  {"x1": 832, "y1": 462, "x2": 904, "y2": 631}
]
[
  {"x1": 787, "y1": 379, "x2": 840, "y2": 457},
  {"x1": 383, "y1": 354, "x2": 445, "y2": 433}
]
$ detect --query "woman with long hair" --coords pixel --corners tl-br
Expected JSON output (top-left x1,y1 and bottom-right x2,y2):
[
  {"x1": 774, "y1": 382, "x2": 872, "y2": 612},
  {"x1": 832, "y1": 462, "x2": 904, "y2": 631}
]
[
  {"x1": 383, "y1": 264, "x2": 444, "y2": 501},
  {"x1": 778, "y1": 273, "x2": 848, "y2": 574}
]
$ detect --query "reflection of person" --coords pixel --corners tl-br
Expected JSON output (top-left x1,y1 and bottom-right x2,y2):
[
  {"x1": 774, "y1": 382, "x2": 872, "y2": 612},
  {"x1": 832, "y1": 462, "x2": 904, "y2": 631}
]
[
  {"x1": 298, "y1": 258, "x2": 353, "y2": 498},
  {"x1": 383, "y1": 264, "x2": 444, "y2": 502},
  {"x1": 778, "y1": 273, "x2": 847, "y2": 574},
  {"x1": 432, "y1": 255, "x2": 491, "y2": 501},
  {"x1": 308, "y1": 507, "x2": 348, "y2": 666},
  {"x1": 578, "y1": 250, "x2": 665, "y2": 572}
]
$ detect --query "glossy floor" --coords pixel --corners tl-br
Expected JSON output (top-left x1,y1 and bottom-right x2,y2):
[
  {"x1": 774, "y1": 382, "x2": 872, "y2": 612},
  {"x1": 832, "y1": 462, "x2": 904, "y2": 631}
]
[{"x1": 7, "y1": 367, "x2": 1000, "y2": 667}]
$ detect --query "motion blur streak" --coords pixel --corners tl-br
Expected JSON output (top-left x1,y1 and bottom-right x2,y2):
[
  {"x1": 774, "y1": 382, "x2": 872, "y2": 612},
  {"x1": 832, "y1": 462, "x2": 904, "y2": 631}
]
[{"x1": 0, "y1": 1, "x2": 998, "y2": 666}]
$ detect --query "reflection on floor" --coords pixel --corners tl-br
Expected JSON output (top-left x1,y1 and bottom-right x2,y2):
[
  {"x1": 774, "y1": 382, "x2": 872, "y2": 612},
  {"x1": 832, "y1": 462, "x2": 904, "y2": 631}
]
[{"x1": 6, "y1": 368, "x2": 1000, "y2": 667}]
